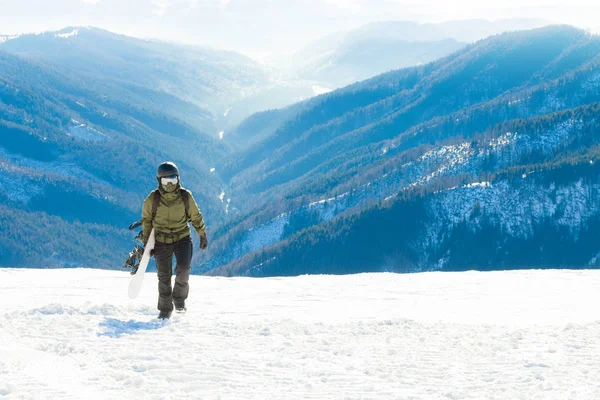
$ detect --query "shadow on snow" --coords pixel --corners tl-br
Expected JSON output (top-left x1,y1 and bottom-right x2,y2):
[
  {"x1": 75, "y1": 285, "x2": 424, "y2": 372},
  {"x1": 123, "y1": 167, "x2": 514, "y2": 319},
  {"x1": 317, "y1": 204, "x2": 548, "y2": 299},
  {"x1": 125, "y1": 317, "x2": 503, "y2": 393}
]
[{"x1": 98, "y1": 317, "x2": 166, "y2": 338}]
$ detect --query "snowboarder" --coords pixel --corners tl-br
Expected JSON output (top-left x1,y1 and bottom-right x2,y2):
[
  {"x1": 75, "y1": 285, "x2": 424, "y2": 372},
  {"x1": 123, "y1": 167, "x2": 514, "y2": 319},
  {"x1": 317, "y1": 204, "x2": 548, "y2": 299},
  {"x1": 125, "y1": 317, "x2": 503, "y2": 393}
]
[{"x1": 141, "y1": 162, "x2": 208, "y2": 320}]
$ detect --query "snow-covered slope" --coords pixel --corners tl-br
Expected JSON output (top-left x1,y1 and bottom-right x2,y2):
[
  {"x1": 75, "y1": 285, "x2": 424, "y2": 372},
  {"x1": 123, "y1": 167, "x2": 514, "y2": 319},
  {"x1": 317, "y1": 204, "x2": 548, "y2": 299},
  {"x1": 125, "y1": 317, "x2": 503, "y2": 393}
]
[
  {"x1": 203, "y1": 109, "x2": 589, "y2": 273},
  {"x1": 1, "y1": 268, "x2": 599, "y2": 399}
]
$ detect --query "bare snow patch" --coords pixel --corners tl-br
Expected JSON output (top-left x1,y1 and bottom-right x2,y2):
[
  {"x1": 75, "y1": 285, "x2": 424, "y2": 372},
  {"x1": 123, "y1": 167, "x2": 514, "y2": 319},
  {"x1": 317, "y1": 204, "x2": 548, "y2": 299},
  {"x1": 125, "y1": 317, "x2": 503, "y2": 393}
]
[
  {"x1": 0, "y1": 163, "x2": 44, "y2": 203},
  {"x1": 243, "y1": 213, "x2": 290, "y2": 254},
  {"x1": 0, "y1": 35, "x2": 19, "y2": 44},
  {"x1": 68, "y1": 124, "x2": 108, "y2": 142},
  {"x1": 426, "y1": 178, "x2": 600, "y2": 245},
  {"x1": 0, "y1": 146, "x2": 115, "y2": 195},
  {"x1": 55, "y1": 29, "x2": 79, "y2": 39}
]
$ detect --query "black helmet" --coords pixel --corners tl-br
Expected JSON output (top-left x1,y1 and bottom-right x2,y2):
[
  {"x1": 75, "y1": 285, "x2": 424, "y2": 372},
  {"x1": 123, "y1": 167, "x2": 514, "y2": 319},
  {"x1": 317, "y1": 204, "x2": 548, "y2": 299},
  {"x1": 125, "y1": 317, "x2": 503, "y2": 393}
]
[{"x1": 156, "y1": 162, "x2": 179, "y2": 178}]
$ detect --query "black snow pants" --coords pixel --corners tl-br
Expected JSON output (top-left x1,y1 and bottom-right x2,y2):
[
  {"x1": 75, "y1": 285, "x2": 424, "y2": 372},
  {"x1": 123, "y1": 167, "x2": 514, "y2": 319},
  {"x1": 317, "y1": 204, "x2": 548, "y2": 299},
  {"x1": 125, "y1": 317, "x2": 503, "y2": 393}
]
[{"x1": 154, "y1": 235, "x2": 192, "y2": 313}]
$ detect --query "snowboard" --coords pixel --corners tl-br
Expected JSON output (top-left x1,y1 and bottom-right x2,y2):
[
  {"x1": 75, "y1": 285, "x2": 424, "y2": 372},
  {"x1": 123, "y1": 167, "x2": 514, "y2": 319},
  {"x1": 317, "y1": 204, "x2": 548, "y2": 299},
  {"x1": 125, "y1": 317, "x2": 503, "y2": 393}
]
[{"x1": 128, "y1": 228, "x2": 155, "y2": 299}]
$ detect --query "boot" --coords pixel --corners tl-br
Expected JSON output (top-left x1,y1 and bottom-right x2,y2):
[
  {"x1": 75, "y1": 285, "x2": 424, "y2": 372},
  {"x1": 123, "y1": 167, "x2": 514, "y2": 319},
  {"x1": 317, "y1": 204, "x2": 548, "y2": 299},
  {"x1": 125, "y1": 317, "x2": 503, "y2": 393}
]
[
  {"x1": 174, "y1": 300, "x2": 186, "y2": 313},
  {"x1": 158, "y1": 310, "x2": 172, "y2": 320}
]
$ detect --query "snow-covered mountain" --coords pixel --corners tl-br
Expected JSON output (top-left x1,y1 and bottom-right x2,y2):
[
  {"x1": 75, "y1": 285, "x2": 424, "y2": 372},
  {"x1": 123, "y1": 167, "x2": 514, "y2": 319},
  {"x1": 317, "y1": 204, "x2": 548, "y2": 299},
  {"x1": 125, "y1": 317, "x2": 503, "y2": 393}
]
[
  {"x1": 0, "y1": 26, "x2": 326, "y2": 130},
  {"x1": 1, "y1": 268, "x2": 599, "y2": 399},
  {"x1": 0, "y1": 26, "x2": 325, "y2": 269},
  {"x1": 4, "y1": 25, "x2": 600, "y2": 275},
  {"x1": 203, "y1": 26, "x2": 600, "y2": 276},
  {"x1": 0, "y1": 27, "x2": 269, "y2": 126},
  {"x1": 0, "y1": 47, "x2": 234, "y2": 268},
  {"x1": 203, "y1": 102, "x2": 600, "y2": 275},
  {"x1": 287, "y1": 19, "x2": 550, "y2": 88}
]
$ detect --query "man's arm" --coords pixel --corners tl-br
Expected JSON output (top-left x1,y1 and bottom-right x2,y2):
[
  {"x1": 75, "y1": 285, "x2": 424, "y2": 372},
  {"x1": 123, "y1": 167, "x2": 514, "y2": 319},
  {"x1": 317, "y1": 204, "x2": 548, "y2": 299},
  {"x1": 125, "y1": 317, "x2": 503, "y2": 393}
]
[
  {"x1": 187, "y1": 191, "x2": 208, "y2": 249},
  {"x1": 141, "y1": 192, "x2": 154, "y2": 244},
  {"x1": 187, "y1": 191, "x2": 206, "y2": 237}
]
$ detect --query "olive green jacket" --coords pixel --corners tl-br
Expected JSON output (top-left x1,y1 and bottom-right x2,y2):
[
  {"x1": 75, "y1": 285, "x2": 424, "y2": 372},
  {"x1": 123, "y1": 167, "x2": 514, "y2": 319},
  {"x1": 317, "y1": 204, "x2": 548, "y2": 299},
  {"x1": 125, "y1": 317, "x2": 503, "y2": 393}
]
[{"x1": 142, "y1": 185, "x2": 206, "y2": 244}]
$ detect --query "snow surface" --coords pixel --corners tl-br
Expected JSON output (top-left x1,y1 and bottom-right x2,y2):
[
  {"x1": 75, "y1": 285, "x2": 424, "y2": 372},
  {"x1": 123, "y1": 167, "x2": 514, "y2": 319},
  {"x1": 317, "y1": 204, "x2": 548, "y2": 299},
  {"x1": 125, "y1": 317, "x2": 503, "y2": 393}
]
[
  {"x1": 1, "y1": 268, "x2": 600, "y2": 399},
  {"x1": 55, "y1": 29, "x2": 79, "y2": 39}
]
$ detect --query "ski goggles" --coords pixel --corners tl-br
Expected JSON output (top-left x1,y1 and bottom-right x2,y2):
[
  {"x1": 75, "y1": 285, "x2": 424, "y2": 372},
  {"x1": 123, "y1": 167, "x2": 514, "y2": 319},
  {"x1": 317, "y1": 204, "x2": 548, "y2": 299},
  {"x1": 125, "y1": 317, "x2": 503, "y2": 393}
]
[{"x1": 160, "y1": 176, "x2": 178, "y2": 185}]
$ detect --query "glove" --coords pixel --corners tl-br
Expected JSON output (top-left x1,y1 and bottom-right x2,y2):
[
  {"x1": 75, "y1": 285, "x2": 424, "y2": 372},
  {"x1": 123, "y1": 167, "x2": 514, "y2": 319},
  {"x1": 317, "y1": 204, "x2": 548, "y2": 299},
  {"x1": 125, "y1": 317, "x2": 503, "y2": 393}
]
[
  {"x1": 199, "y1": 232, "x2": 208, "y2": 250},
  {"x1": 143, "y1": 243, "x2": 155, "y2": 257},
  {"x1": 142, "y1": 239, "x2": 153, "y2": 256}
]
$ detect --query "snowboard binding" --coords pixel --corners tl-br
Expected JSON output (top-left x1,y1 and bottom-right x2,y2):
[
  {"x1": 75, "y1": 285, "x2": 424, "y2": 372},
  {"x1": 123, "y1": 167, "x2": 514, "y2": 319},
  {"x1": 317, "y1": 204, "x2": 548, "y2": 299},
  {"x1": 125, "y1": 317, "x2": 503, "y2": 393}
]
[{"x1": 123, "y1": 220, "x2": 144, "y2": 275}]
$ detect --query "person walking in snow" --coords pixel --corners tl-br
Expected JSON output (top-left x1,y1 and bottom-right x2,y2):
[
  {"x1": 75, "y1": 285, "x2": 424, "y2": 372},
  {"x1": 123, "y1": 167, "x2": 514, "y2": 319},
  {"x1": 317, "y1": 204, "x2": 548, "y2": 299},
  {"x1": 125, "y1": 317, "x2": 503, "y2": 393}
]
[{"x1": 142, "y1": 161, "x2": 208, "y2": 320}]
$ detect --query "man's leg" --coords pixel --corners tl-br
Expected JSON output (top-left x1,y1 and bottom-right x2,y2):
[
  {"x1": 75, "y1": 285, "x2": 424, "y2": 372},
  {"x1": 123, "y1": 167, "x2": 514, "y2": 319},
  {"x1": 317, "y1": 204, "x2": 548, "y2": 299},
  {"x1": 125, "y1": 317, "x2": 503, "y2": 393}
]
[
  {"x1": 172, "y1": 235, "x2": 192, "y2": 309},
  {"x1": 154, "y1": 241, "x2": 175, "y2": 314}
]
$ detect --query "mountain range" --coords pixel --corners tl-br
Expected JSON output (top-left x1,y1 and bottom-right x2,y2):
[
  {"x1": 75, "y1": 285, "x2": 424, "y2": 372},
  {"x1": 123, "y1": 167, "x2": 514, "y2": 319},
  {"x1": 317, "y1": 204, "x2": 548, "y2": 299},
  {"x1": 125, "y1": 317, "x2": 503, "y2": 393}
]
[
  {"x1": 204, "y1": 25, "x2": 600, "y2": 276},
  {"x1": 0, "y1": 26, "x2": 326, "y2": 130},
  {"x1": 285, "y1": 19, "x2": 551, "y2": 88},
  {"x1": 0, "y1": 45, "x2": 228, "y2": 266},
  {"x1": 2, "y1": 23, "x2": 600, "y2": 276}
]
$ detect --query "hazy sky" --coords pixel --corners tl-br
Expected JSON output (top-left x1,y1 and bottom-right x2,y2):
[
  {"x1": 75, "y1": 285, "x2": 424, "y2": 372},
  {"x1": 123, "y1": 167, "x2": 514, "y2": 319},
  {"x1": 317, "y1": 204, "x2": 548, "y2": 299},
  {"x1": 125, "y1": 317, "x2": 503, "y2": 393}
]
[{"x1": 0, "y1": 0, "x2": 599, "y2": 55}]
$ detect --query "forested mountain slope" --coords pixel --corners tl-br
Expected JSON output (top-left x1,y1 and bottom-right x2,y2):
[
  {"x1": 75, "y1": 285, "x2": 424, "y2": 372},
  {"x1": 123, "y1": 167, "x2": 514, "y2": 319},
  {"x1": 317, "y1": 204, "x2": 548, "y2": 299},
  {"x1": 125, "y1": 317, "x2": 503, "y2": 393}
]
[
  {"x1": 202, "y1": 26, "x2": 600, "y2": 275},
  {"x1": 0, "y1": 50, "x2": 228, "y2": 267}
]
